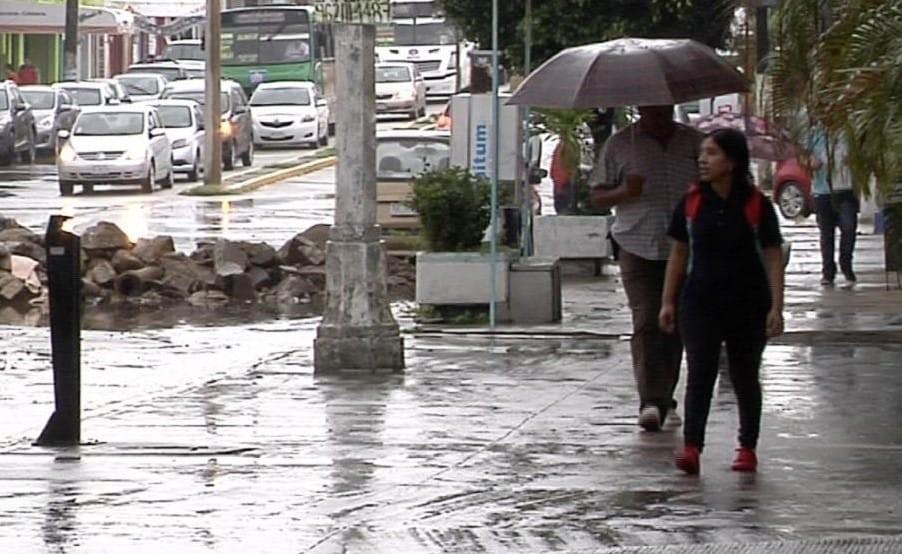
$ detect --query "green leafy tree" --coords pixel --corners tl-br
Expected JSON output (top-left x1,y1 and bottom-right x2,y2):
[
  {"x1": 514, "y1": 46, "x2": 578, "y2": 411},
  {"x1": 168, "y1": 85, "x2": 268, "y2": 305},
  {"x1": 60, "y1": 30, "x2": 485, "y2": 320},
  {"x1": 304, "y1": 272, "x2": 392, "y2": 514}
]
[{"x1": 439, "y1": 0, "x2": 738, "y2": 73}]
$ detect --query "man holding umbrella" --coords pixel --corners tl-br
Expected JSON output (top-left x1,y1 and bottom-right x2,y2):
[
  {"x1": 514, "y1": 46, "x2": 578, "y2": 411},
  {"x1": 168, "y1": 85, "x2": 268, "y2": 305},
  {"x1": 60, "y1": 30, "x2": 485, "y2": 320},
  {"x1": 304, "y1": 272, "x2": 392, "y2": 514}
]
[
  {"x1": 508, "y1": 38, "x2": 749, "y2": 433},
  {"x1": 590, "y1": 106, "x2": 704, "y2": 430}
]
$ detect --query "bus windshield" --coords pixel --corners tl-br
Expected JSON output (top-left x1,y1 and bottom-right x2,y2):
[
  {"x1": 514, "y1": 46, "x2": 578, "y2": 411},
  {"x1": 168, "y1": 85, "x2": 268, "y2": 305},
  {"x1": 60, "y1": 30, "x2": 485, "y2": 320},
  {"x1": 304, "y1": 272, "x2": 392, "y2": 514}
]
[
  {"x1": 391, "y1": 2, "x2": 443, "y2": 18},
  {"x1": 393, "y1": 22, "x2": 456, "y2": 46},
  {"x1": 222, "y1": 9, "x2": 313, "y2": 66}
]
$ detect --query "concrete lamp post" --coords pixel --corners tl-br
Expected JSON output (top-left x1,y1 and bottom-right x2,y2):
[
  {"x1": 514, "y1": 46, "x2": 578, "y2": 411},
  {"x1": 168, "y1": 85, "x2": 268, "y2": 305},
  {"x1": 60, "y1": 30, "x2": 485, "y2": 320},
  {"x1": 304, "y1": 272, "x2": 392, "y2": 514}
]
[{"x1": 314, "y1": 23, "x2": 405, "y2": 374}]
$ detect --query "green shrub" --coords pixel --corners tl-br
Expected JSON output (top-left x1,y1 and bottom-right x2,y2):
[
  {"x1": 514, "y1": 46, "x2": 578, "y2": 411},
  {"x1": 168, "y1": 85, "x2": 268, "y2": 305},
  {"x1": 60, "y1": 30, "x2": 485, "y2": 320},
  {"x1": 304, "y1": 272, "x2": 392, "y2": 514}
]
[{"x1": 409, "y1": 168, "x2": 491, "y2": 252}]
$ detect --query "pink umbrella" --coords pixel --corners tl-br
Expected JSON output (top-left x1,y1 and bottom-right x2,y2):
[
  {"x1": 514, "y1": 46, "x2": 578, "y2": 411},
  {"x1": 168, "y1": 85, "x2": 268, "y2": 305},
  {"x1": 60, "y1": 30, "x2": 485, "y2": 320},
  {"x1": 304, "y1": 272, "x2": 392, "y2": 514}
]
[{"x1": 692, "y1": 111, "x2": 796, "y2": 161}]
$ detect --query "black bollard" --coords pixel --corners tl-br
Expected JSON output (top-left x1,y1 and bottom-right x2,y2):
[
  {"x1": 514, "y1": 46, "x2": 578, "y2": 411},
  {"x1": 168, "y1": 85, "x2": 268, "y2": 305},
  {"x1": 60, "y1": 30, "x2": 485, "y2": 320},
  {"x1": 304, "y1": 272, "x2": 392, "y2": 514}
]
[{"x1": 35, "y1": 215, "x2": 81, "y2": 447}]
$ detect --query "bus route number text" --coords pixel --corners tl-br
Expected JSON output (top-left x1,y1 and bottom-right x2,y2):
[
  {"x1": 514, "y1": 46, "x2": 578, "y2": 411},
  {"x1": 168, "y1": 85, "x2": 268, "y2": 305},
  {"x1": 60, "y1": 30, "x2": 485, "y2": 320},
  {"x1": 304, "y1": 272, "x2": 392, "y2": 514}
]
[{"x1": 315, "y1": 1, "x2": 391, "y2": 25}]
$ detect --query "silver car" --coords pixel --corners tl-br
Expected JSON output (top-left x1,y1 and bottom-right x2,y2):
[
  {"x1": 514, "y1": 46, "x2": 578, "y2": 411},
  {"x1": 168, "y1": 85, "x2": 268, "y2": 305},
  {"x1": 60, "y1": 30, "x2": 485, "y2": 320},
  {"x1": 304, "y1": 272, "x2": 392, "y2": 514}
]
[
  {"x1": 20, "y1": 85, "x2": 80, "y2": 154},
  {"x1": 148, "y1": 99, "x2": 205, "y2": 182},
  {"x1": 57, "y1": 104, "x2": 173, "y2": 196}
]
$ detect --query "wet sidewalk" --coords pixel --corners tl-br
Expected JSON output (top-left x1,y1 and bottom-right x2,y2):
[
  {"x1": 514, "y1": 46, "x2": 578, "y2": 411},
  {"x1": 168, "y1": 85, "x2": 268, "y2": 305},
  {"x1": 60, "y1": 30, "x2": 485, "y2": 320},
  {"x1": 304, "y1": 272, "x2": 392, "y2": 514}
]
[{"x1": 1, "y1": 219, "x2": 901, "y2": 553}]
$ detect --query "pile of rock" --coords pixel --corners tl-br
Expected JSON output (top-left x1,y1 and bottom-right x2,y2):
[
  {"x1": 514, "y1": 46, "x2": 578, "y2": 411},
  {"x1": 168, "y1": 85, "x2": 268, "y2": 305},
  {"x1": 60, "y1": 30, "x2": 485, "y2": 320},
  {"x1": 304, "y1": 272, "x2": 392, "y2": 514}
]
[{"x1": 0, "y1": 218, "x2": 416, "y2": 313}]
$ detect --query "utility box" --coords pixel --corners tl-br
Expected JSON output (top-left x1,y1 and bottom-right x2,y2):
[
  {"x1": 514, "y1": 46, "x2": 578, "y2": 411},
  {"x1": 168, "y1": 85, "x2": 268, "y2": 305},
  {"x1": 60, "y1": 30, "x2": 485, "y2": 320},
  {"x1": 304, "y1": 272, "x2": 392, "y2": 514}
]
[
  {"x1": 450, "y1": 93, "x2": 523, "y2": 183},
  {"x1": 509, "y1": 257, "x2": 562, "y2": 324}
]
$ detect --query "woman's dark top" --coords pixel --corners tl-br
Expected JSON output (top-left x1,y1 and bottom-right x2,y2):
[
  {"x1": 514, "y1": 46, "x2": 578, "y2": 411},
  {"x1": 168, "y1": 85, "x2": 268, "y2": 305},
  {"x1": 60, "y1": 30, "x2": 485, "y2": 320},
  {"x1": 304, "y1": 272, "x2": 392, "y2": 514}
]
[{"x1": 668, "y1": 183, "x2": 782, "y2": 313}]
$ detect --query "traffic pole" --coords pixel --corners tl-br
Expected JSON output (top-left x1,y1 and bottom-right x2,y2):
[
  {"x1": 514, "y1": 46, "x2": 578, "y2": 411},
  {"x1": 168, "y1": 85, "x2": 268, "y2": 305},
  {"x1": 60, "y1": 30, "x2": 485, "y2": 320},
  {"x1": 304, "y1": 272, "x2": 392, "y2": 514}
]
[
  {"x1": 489, "y1": 0, "x2": 500, "y2": 328},
  {"x1": 63, "y1": 0, "x2": 78, "y2": 81},
  {"x1": 204, "y1": 0, "x2": 223, "y2": 188}
]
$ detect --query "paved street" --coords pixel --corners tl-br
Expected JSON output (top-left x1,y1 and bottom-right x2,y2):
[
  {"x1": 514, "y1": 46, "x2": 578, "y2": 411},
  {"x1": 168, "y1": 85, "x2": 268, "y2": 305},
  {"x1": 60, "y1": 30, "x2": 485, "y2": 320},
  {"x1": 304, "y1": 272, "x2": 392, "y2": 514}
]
[{"x1": 1, "y1": 201, "x2": 901, "y2": 551}]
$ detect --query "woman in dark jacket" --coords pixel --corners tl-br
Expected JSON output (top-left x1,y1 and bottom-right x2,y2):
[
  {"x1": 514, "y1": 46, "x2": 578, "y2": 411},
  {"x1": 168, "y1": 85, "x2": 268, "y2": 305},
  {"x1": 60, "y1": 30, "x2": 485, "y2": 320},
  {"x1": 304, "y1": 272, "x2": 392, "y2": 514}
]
[{"x1": 659, "y1": 128, "x2": 785, "y2": 475}]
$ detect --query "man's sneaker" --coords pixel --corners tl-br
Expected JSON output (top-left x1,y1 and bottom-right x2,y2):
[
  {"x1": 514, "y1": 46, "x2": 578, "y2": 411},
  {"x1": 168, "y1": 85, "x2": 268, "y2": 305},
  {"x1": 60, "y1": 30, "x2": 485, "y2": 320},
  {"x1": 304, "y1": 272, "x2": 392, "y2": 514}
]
[
  {"x1": 843, "y1": 270, "x2": 857, "y2": 283},
  {"x1": 638, "y1": 406, "x2": 661, "y2": 431},
  {"x1": 666, "y1": 409, "x2": 682, "y2": 427},
  {"x1": 731, "y1": 447, "x2": 758, "y2": 472},
  {"x1": 675, "y1": 444, "x2": 700, "y2": 475},
  {"x1": 820, "y1": 275, "x2": 834, "y2": 286}
]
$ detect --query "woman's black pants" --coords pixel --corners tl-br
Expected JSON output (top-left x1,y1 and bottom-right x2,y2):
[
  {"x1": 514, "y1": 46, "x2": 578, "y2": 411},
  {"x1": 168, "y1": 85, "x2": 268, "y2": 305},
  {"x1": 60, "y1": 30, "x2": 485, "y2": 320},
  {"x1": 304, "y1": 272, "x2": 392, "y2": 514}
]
[{"x1": 679, "y1": 304, "x2": 767, "y2": 452}]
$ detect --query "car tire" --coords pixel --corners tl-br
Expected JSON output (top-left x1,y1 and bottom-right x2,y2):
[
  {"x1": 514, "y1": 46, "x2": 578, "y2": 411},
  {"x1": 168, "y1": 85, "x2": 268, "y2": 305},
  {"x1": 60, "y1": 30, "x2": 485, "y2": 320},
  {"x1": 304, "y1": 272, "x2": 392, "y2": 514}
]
[
  {"x1": 0, "y1": 141, "x2": 13, "y2": 166},
  {"x1": 187, "y1": 152, "x2": 200, "y2": 182},
  {"x1": 19, "y1": 128, "x2": 36, "y2": 164},
  {"x1": 82, "y1": 183, "x2": 94, "y2": 194},
  {"x1": 142, "y1": 162, "x2": 155, "y2": 194},
  {"x1": 328, "y1": 121, "x2": 335, "y2": 137},
  {"x1": 161, "y1": 168, "x2": 174, "y2": 189},
  {"x1": 59, "y1": 181, "x2": 74, "y2": 196},
  {"x1": 409, "y1": 108, "x2": 418, "y2": 121},
  {"x1": 419, "y1": 105, "x2": 427, "y2": 118},
  {"x1": 241, "y1": 141, "x2": 254, "y2": 167},
  {"x1": 777, "y1": 181, "x2": 806, "y2": 219},
  {"x1": 319, "y1": 132, "x2": 328, "y2": 148},
  {"x1": 223, "y1": 142, "x2": 236, "y2": 170}
]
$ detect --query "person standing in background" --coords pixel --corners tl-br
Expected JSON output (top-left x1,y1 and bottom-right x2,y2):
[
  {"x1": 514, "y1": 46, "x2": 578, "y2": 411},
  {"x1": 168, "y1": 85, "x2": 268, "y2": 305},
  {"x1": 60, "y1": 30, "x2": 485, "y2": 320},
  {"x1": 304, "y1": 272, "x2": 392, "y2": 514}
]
[
  {"x1": 810, "y1": 131, "x2": 859, "y2": 285},
  {"x1": 17, "y1": 58, "x2": 39, "y2": 85}
]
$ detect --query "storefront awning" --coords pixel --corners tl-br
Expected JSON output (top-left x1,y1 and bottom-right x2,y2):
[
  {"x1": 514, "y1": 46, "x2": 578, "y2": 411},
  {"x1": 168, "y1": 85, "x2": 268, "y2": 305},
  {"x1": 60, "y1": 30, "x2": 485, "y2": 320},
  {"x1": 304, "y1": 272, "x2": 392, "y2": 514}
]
[{"x1": 0, "y1": 0, "x2": 134, "y2": 34}]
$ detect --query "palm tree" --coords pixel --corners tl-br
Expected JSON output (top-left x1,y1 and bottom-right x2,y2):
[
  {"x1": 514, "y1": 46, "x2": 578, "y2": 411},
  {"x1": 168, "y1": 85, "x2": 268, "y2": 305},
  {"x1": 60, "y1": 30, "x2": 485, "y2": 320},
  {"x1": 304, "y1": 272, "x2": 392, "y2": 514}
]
[{"x1": 770, "y1": 0, "x2": 901, "y2": 198}]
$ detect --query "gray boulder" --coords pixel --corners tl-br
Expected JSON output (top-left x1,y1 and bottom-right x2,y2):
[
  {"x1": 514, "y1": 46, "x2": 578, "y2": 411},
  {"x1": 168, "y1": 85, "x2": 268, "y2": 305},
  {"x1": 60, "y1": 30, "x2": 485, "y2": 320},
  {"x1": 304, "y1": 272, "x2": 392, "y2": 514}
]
[
  {"x1": 277, "y1": 235, "x2": 326, "y2": 266},
  {"x1": 81, "y1": 222, "x2": 130, "y2": 252},
  {"x1": 111, "y1": 249, "x2": 144, "y2": 273},
  {"x1": 213, "y1": 239, "x2": 248, "y2": 277},
  {"x1": 132, "y1": 236, "x2": 175, "y2": 264}
]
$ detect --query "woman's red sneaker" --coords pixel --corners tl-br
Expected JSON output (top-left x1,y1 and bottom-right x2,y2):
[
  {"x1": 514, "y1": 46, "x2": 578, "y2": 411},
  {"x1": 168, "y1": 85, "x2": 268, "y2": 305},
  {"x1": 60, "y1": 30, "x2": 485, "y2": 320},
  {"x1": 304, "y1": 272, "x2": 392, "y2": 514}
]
[
  {"x1": 731, "y1": 447, "x2": 758, "y2": 472},
  {"x1": 675, "y1": 445, "x2": 700, "y2": 475}
]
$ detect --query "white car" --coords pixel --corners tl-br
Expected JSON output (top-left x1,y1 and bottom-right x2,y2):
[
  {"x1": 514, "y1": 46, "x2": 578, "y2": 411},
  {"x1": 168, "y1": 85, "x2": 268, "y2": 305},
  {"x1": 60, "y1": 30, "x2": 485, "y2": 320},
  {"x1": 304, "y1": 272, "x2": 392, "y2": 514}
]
[
  {"x1": 148, "y1": 100, "x2": 204, "y2": 182},
  {"x1": 249, "y1": 81, "x2": 329, "y2": 149},
  {"x1": 375, "y1": 62, "x2": 427, "y2": 120},
  {"x1": 57, "y1": 105, "x2": 173, "y2": 196},
  {"x1": 114, "y1": 73, "x2": 168, "y2": 103},
  {"x1": 53, "y1": 81, "x2": 118, "y2": 107}
]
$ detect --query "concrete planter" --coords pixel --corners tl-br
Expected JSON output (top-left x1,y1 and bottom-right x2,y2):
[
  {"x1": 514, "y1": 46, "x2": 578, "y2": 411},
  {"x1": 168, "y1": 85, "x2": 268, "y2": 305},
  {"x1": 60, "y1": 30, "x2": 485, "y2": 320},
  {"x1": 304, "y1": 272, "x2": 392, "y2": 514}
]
[
  {"x1": 415, "y1": 252, "x2": 511, "y2": 305},
  {"x1": 533, "y1": 215, "x2": 614, "y2": 259}
]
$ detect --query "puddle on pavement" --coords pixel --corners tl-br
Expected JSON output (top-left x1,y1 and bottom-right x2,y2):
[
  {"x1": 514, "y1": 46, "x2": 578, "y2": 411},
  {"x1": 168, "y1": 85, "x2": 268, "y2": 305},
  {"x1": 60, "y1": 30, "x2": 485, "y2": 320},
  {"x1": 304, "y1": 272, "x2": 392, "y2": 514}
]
[{"x1": 0, "y1": 301, "x2": 322, "y2": 331}]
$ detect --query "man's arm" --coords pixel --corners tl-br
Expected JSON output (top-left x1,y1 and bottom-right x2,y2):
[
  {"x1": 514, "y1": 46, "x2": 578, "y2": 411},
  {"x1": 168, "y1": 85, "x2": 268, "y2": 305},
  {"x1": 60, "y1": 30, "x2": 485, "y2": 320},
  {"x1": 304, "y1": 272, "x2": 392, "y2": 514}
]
[{"x1": 588, "y1": 135, "x2": 642, "y2": 210}]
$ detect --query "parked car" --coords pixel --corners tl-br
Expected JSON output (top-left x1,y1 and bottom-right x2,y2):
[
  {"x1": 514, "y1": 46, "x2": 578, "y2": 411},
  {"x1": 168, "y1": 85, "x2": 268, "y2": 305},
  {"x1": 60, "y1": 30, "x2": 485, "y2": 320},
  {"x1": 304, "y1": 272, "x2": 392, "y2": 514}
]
[
  {"x1": 161, "y1": 79, "x2": 253, "y2": 170},
  {"x1": 773, "y1": 157, "x2": 814, "y2": 219},
  {"x1": 57, "y1": 104, "x2": 174, "y2": 195},
  {"x1": 0, "y1": 80, "x2": 36, "y2": 165},
  {"x1": 147, "y1": 99, "x2": 205, "y2": 182},
  {"x1": 249, "y1": 81, "x2": 329, "y2": 149},
  {"x1": 53, "y1": 81, "x2": 118, "y2": 107},
  {"x1": 90, "y1": 78, "x2": 132, "y2": 104},
  {"x1": 114, "y1": 73, "x2": 168, "y2": 103},
  {"x1": 127, "y1": 60, "x2": 190, "y2": 82},
  {"x1": 375, "y1": 62, "x2": 427, "y2": 120},
  {"x1": 375, "y1": 129, "x2": 451, "y2": 230},
  {"x1": 20, "y1": 85, "x2": 80, "y2": 154}
]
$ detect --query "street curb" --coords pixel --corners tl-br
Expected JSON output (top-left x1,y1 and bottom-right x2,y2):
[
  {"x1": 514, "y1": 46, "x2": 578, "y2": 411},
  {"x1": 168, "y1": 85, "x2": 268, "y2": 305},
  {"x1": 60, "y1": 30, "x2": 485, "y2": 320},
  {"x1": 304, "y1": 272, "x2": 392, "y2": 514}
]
[{"x1": 225, "y1": 156, "x2": 337, "y2": 195}]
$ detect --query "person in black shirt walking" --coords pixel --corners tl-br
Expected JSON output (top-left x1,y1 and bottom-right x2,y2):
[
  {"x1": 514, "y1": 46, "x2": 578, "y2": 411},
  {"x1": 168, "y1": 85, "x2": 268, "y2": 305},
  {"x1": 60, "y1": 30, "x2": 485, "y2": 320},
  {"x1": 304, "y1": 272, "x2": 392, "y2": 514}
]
[{"x1": 659, "y1": 128, "x2": 785, "y2": 475}]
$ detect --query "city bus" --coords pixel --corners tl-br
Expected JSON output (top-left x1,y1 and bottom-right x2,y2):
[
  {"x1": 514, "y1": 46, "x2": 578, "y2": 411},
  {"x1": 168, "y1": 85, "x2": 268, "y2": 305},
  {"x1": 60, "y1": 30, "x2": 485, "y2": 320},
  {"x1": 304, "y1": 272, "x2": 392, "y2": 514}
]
[
  {"x1": 220, "y1": 5, "x2": 335, "y2": 130},
  {"x1": 375, "y1": 0, "x2": 472, "y2": 98}
]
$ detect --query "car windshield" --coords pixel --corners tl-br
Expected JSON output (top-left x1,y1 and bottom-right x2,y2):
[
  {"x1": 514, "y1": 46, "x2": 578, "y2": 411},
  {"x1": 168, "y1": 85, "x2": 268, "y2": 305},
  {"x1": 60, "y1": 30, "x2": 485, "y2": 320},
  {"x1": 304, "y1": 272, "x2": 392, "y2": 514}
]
[
  {"x1": 377, "y1": 66, "x2": 412, "y2": 83},
  {"x1": 250, "y1": 87, "x2": 310, "y2": 106},
  {"x1": 393, "y1": 22, "x2": 456, "y2": 46},
  {"x1": 118, "y1": 76, "x2": 161, "y2": 96},
  {"x1": 163, "y1": 91, "x2": 230, "y2": 114},
  {"x1": 74, "y1": 112, "x2": 144, "y2": 136},
  {"x1": 0, "y1": 91, "x2": 9, "y2": 110},
  {"x1": 130, "y1": 66, "x2": 182, "y2": 81},
  {"x1": 155, "y1": 106, "x2": 192, "y2": 128},
  {"x1": 164, "y1": 44, "x2": 204, "y2": 61},
  {"x1": 376, "y1": 138, "x2": 450, "y2": 179},
  {"x1": 64, "y1": 88, "x2": 102, "y2": 106},
  {"x1": 22, "y1": 90, "x2": 55, "y2": 109}
]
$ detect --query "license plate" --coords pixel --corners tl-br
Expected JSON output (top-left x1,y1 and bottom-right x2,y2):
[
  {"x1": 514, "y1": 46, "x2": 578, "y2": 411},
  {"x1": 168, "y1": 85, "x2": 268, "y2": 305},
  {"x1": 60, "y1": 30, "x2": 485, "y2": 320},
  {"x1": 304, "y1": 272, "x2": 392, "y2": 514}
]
[
  {"x1": 267, "y1": 131, "x2": 285, "y2": 138},
  {"x1": 377, "y1": 102, "x2": 387, "y2": 110},
  {"x1": 389, "y1": 203, "x2": 417, "y2": 217},
  {"x1": 87, "y1": 165, "x2": 111, "y2": 174}
]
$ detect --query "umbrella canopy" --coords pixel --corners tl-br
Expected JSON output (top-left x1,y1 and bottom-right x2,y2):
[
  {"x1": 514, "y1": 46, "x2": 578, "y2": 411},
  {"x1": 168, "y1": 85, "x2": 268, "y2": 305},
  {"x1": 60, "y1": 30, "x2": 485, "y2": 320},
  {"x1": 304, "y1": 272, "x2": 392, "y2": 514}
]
[
  {"x1": 507, "y1": 38, "x2": 749, "y2": 109},
  {"x1": 693, "y1": 111, "x2": 796, "y2": 161}
]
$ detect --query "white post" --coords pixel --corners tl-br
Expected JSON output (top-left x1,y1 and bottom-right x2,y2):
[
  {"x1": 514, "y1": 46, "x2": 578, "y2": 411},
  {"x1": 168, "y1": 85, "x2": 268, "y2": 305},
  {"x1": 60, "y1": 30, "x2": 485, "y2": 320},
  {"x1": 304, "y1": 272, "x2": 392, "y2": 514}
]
[
  {"x1": 314, "y1": 23, "x2": 404, "y2": 374},
  {"x1": 489, "y1": 0, "x2": 500, "y2": 327},
  {"x1": 204, "y1": 0, "x2": 223, "y2": 187}
]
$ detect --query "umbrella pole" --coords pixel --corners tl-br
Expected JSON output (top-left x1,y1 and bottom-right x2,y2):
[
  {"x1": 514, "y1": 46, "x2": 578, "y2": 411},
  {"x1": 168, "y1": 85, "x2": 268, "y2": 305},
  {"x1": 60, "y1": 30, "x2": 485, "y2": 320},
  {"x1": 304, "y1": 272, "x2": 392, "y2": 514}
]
[{"x1": 489, "y1": 0, "x2": 500, "y2": 328}]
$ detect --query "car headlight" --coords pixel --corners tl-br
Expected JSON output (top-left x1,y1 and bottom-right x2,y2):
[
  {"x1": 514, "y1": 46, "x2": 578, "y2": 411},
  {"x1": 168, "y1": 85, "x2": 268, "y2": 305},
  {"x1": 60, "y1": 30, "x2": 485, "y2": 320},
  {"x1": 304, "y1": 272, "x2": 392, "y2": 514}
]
[
  {"x1": 301, "y1": 114, "x2": 315, "y2": 123},
  {"x1": 394, "y1": 91, "x2": 415, "y2": 101},
  {"x1": 58, "y1": 144, "x2": 78, "y2": 162},
  {"x1": 220, "y1": 120, "x2": 233, "y2": 137},
  {"x1": 38, "y1": 116, "x2": 55, "y2": 129},
  {"x1": 122, "y1": 146, "x2": 147, "y2": 161},
  {"x1": 171, "y1": 139, "x2": 188, "y2": 149}
]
